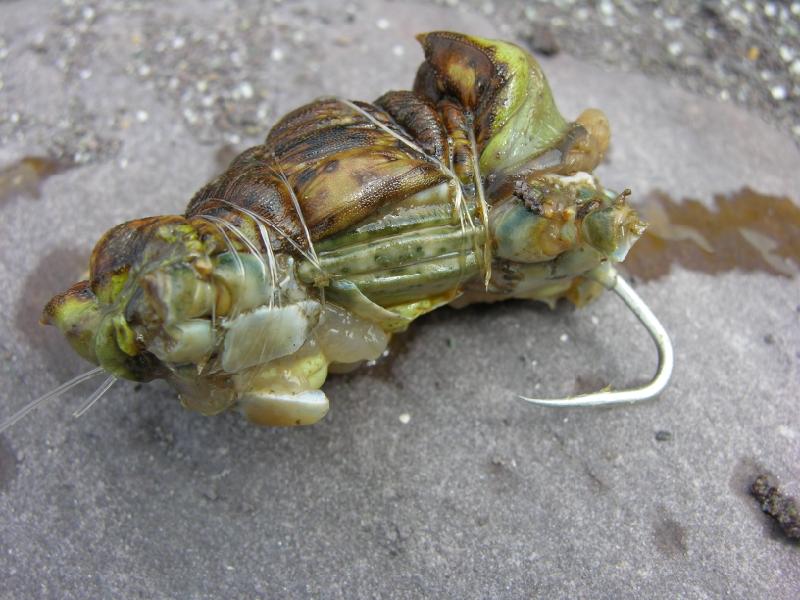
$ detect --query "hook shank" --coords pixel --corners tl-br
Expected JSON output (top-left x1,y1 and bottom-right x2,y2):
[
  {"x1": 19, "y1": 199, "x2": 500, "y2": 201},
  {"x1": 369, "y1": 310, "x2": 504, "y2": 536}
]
[{"x1": 520, "y1": 267, "x2": 673, "y2": 407}]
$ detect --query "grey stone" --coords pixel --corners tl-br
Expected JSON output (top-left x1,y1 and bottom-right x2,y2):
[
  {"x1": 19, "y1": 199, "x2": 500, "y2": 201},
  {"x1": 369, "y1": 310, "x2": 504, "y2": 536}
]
[{"x1": 1, "y1": 1, "x2": 798, "y2": 599}]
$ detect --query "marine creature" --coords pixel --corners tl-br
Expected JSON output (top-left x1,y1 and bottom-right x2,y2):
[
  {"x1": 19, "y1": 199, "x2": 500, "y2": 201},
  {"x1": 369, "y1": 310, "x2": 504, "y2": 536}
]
[{"x1": 1, "y1": 32, "x2": 672, "y2": 431}]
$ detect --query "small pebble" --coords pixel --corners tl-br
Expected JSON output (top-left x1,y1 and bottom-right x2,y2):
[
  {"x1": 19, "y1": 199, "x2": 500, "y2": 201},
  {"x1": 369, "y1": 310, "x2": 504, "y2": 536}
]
[
  {"x1": 237, "y1": 81, "x2": 254, "y2": 99},
  {"x1": 668, "y1": 42, "x2": 683, "y2": 57},
  {"x1": 655, "y1": 430, "x2": 673, "y2": 442},
  {"x1": 183, "y1": 107, "x2": 198, "y2": 124},
  {"x1": 527, "y1": 24, "x2": 560, "y2": 56},
  {"x1": 728, "y1": 7, "x2": 749, "y2": 26},
  {"x1": 770, "y1": 85, "x2": 787, "y2": 101},
  {"x1": 398, "y1": 413, "x2": 411, "y2": 425},
  {"x1": 559, "y1": 333, "x2": 569, "y2": 342}
]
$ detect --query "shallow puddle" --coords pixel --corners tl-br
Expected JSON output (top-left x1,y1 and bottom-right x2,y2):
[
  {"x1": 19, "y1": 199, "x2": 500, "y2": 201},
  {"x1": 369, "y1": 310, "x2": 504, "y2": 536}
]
[
  {"x1": 0, "y1": 156, "x2": 73, "y2": 204},
  {"x1": 623, "y1": 188, "x2": 800, "y2": 281}
]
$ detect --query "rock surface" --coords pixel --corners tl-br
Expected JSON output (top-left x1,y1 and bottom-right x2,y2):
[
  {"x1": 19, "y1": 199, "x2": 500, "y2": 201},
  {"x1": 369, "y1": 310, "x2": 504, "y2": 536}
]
[{"x1": 0, "y1": 1, "x2": 798, "y2": 598}]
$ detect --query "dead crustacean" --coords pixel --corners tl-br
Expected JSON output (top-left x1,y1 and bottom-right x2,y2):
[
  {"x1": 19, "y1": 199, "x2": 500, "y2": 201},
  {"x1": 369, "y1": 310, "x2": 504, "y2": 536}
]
[{"x1": 4, "y1": 32, "x2": 672, "y2": 431}]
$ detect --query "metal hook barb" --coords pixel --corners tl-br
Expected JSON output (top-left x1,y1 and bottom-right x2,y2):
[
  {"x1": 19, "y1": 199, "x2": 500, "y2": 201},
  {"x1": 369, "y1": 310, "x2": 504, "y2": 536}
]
[{"x1": 520, "y1": 266, "x2": 674, "y2": 408}]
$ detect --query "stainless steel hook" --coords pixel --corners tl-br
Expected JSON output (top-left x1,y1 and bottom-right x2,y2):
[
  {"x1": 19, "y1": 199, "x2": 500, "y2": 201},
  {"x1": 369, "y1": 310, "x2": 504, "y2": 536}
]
[{"x1": 520, "y1": 266, "x2": 673, "y2": 407}]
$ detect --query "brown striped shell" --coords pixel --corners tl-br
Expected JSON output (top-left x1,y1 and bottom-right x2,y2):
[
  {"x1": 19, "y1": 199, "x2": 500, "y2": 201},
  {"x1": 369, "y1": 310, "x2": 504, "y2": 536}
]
[
  {"x1": 83, "y1": 31, "x2": 605, "y2": 293},
  {"x1": 185, "y1": 97, "x2": 450, "y2": 248}
]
